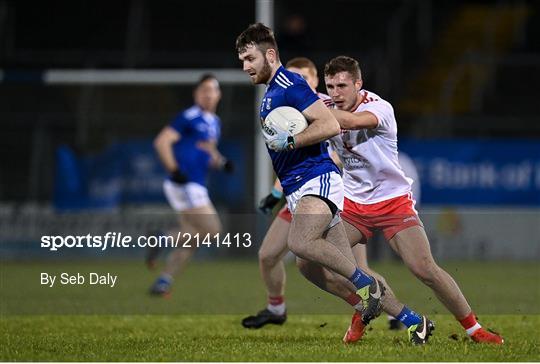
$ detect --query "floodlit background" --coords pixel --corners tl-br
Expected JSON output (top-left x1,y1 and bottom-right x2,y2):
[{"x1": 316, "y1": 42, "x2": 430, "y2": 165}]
[{"x1": 0, "y1": 0, "x2": 539, "y2": 317}]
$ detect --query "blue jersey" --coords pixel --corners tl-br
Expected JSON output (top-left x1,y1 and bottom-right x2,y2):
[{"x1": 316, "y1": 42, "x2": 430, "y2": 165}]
[
  {"x1": 169, "y1": 105, "x2": 221, "y2": 187},
  {"x1": 260, "y1": 66, "x2": 339, "y2": 195}
]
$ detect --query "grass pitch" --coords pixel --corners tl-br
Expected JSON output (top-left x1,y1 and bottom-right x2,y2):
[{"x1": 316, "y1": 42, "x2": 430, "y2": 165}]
[
  {"x1": 1, "y1": 260, "x2": 539, "y2": 361},
  {"x1": 2, "y1": 314, "x2": 539, "y2": 361}
]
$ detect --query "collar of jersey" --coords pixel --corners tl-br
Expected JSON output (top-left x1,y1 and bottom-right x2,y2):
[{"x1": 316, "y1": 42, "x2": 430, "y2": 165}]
[
  {"x1": 267, "y1": 65, "x2": 286, "y2": 89},
  {"x1": 193, "y1": 104, "x2": 217, "y2": 121}
]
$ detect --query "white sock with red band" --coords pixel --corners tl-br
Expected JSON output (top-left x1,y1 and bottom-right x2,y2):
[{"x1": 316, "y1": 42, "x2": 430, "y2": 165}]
[
  {"x1": 459, "y1": 312, "x2": 482, "y2": 336},
  {"x1": 267, "y1": 295, "x2": 286, "y2": 316}
]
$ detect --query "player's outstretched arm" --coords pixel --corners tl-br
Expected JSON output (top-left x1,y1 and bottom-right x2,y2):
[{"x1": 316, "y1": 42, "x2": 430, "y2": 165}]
[
  {"x1": 295, "y1": 99, "x2": 341, "y2": 148},
  {"x1": 331, "y1": 109, "x2": 378, "y2": 130}
]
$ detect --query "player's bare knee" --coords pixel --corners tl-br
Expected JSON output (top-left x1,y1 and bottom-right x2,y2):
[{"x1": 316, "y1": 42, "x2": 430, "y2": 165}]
[
  {"x1": 410, "y1": 258, "x2": 440, "y2": 286},
  {"x1": 287, "y1": 237, "x2": 307, "y2": 258},
  {"x1": 258, "y1": 248, "x2": 279, "y2": 268},
  {"x1": 287, "y1": 239, "x2": 301, "y2": 256}
]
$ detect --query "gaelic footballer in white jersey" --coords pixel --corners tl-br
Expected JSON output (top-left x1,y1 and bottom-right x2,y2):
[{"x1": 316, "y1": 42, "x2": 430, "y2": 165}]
[
  {"x1": 329, "y1": 89, "x2": 414, "y2": 204},
  {"x1": 322, "y1": 55, "x2": 504, "y2": 345}
]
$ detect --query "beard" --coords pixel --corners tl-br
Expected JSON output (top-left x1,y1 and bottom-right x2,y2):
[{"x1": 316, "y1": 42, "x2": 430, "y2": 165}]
[{"x1": 255, "y1": 58, "x2": 272, "y2": 84}]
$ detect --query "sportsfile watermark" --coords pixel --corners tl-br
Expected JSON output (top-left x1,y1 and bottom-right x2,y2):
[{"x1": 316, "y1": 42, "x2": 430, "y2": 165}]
[
  {"x1": 2, "y1": 210, "x2": 537, "y2": 316},
  {"x1": 40, "y1": 232, "x2": 253, "y2": 252}
]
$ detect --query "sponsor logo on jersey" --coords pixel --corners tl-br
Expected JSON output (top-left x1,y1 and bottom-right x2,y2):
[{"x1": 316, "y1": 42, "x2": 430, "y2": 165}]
[{"x1": 343, "y1": 156, "x2": 371, "y2": 169}]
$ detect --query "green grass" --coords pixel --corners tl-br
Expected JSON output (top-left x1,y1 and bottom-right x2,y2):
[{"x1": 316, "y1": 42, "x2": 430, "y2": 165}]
[
  {"x1": 1, "y1": 314, "x2": 538, "y2": 361},
  {"x1": 1, "y1": 260, "x2": 539, "y2": 361}
]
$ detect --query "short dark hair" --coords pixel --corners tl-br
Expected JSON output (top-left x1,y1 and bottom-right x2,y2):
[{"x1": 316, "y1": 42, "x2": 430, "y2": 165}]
[
  {"x1": 285, "y1": 57, "x2": 317, "y2": 74},
  {"x1": 196, "y1": 73, "x2": 218, "y2": 89},
  {"x1": 236, "y1": 23, "x2": 279, "y2": 56},
  {"x1": 324, "y1": 56, "x2": 362, "y2": 81}
]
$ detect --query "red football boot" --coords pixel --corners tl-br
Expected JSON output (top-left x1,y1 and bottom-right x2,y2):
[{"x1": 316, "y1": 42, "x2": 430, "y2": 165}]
[
  {"x1": 343, "y1": 311, "x2": 366, "y2": 343},
  {"x1": 470, "y1": 328, "x2": 504, "y2": 344}
]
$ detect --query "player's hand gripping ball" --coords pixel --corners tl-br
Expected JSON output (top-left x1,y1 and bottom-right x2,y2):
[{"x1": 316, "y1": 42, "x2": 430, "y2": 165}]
[{"x1": 263, "y1": 106, "x2": 307, "y2": 151}]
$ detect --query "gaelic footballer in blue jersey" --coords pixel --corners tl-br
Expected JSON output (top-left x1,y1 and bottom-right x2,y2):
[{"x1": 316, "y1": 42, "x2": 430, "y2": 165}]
[
  {"x1": 236, "y1": 23, "x2": 386, "y2": 326},
  {"x1": 260, "y1": 66, "x2": 340, "y2": 195},
  {"x1": 148, "y1": 74, "x2": 232, "y2": 297}
]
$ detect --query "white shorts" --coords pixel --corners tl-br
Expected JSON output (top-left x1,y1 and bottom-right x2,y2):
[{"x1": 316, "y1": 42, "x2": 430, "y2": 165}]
[
  {"x1": 163, "y1": 180, "x2": 211, "y2": 211},
  {"x1": 285, "y1": 171, "x2": 344, "y2": 228}
]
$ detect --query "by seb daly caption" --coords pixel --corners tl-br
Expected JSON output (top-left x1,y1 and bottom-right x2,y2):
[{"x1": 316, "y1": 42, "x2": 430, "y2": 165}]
[{"x1": 41, "y1": 272, "x2": 117, "y2": 288}]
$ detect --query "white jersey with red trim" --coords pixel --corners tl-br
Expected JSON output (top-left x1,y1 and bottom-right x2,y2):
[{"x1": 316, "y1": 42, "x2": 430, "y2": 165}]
[{"x1": 329, "y1": 89, "x2": 412, "y2": 204}]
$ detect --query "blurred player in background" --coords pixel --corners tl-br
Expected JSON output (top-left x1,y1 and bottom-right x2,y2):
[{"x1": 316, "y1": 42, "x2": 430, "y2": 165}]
[
  {"x1": 236, "y1": 23, "x2": 387, "y2": 326},
  {"x1": 148, "y1": 73, "x2": 233, "y2": 296},
  {"x1": 306, "y1": 55, "x2": 502, "y2": 344}
]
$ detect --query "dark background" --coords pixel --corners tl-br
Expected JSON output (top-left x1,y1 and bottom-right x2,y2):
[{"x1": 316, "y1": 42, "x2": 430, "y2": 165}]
[{"x1": 0, "y1": 0, "x2": 538, "y2": 207}]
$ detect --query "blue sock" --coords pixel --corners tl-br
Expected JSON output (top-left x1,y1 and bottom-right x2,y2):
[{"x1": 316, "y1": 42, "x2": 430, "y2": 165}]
[
  {"x1": 158, "y1": 274, "x2": 172, "y2": 284},
  {"x1": 349, "y1": 268, "x2": 373, "y2": 289},
  {"x1": 396, "y1": 306, "x2": 422, "y2": 328}
]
